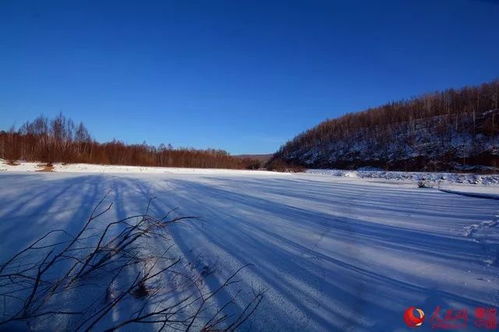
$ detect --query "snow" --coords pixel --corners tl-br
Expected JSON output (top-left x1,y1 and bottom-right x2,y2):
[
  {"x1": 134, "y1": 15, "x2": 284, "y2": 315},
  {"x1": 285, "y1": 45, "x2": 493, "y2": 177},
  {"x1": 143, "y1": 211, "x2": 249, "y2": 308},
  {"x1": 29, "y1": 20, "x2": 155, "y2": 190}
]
[
  {"x1": 437, "y1": 184, "x2": 499, "y2": 200},
  {"x1": 0, "y1": 160, "x2": 285, "y2": 176},
  {"x1": 0, "y1": 161, "x2": 44, "y2": 172},
  {"x1": 307, "y1": 168, "x2": 499, "y2": 185},
  {"x1": 0, "y1": 163, "x2": 498, "y2": 330}
]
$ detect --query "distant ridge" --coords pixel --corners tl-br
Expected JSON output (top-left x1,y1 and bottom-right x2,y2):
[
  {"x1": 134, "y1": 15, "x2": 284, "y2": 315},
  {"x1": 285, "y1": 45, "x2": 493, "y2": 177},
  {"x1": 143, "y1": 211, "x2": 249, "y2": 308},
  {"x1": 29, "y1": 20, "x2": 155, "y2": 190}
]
[{"x1": 234, "y1": 154, "x2": 272, "y2": 162}]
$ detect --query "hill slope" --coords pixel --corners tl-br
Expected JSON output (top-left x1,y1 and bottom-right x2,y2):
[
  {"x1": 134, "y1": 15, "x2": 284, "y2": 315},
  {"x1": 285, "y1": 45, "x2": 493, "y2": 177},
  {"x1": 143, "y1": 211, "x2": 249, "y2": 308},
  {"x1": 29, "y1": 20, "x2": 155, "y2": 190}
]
[{"x1": 270, "y1": 80, "x2": 499, "y2": 172}]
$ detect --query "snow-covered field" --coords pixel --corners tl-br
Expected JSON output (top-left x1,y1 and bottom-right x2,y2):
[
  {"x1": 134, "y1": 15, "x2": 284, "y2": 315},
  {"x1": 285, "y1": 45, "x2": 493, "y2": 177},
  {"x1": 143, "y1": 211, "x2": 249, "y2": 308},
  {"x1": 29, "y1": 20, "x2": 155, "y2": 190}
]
[
  {"x1": 307, "y1": 168, "x2": 499, "y2": 185},
  {"x1": 0, "y1": 163, "x2": 498, "y2": 330}
]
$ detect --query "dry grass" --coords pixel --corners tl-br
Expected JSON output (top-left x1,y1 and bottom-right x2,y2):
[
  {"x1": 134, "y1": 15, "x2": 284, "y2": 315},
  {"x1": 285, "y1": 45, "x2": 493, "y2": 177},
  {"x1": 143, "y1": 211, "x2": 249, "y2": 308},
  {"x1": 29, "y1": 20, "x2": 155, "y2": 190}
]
[{"x1": 36, "y1": 163, "x2": 54, "y2": 172}]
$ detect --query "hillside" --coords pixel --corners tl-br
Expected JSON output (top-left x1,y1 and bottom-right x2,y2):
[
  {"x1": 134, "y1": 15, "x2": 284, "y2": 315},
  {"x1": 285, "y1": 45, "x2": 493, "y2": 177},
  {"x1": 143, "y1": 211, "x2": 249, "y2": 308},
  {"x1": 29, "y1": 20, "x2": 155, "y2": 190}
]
[
  {"x1": 270, "y1": 80, "x2": 499, "y2": 172},
  {"x1": 234, "y1": 154, "x2": 272, "y2": 168}
]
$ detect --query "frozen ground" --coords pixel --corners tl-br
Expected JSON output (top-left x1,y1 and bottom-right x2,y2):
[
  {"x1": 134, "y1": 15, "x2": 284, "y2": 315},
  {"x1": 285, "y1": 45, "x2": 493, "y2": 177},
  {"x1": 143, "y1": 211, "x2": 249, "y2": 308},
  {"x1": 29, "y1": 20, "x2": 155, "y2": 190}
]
[
  {"x1": 307, "y1": 168, "x2": 499, "y2": 185},
  {"x1": 0, "y1": 163, "x2": 498, "y2": 330}
]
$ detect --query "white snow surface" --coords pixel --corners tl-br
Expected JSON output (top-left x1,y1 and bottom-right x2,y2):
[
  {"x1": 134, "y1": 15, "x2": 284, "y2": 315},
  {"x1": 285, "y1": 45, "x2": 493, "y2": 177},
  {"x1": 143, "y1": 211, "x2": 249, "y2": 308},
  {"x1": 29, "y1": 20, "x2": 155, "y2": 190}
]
[
  {"x1": 0, "y1": 162, "x2": 498, "y2": 331},
  {"x1": 307, "y1": 168, "x2": 499, "y2": 185},
  {"x1": 0, "y1": 160, "x2": 283, "y2": 175}
]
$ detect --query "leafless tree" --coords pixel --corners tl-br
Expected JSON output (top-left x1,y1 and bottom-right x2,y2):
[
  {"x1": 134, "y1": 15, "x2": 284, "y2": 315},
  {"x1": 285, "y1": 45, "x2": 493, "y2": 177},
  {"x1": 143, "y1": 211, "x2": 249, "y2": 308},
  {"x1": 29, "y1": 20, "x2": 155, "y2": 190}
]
[
  {"x1": 0, "y1": 114, "x2": 260, "y2": 169},
  {"x1": 270, "y1": 79, "x2": 499, "y2": 172}
]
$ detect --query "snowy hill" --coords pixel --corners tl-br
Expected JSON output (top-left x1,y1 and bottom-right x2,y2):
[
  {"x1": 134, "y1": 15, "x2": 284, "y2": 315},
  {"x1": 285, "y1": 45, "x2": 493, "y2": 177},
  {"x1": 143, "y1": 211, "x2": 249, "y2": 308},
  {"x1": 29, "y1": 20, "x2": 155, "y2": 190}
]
[{"x1": 270, "y1": 81, "x2": 499, "y2": 172}]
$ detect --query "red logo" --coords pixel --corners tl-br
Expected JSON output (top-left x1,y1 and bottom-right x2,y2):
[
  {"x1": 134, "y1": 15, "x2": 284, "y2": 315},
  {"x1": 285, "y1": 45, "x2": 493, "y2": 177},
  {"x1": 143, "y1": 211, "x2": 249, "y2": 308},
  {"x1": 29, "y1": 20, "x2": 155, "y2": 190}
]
[
  {"x1": 403, "y1": 306, "x2": 497, "y2": 330},
  {"x1": 430, "y1": 306, "x2": 468, "y2": 329},
  {"x1": 475, "y1": 307, "x2": 497, "y2": 330},
  {"x1": 404, "y1": 306, "x2": 425, "y2": 328}
]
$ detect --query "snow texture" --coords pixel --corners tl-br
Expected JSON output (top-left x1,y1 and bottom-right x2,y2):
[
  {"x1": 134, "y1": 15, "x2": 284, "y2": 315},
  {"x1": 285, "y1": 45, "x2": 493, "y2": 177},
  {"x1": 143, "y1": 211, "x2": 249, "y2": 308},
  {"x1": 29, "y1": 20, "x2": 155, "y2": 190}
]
[
  {"x1": 307, "y1": 168, "x2": 499, "y2": 185},
  {"x1": 0, "y1": 163, "x2": 498, "y2": 331}
]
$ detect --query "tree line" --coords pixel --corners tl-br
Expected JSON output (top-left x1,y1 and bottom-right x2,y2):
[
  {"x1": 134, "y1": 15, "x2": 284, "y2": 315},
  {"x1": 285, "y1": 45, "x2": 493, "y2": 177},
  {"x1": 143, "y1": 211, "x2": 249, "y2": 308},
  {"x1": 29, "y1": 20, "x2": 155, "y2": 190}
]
[
  {"x1": 270, "y1": 79, "x2": 499, "y2": 172},
  {"x1": 0, "y1": 114, "x2": 260, "y2": 169}
]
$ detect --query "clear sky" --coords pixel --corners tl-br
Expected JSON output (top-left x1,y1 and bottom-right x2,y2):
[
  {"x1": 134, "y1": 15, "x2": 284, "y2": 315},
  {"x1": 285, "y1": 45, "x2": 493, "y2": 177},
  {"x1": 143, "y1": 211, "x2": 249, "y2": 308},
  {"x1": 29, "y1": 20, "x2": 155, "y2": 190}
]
[{"x1": 1, "y1": 0, "x2": 498, "y2": 154}]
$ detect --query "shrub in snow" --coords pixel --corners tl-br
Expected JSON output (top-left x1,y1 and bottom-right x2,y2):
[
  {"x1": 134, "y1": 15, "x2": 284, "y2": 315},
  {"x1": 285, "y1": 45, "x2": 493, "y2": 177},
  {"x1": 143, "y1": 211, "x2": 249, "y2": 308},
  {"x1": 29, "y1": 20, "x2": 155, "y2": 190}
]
[
  {"x1": 417, "y1": 180, "x2": 434, "y2": 188},
  {"x1": 0, "y1": 196, "x2": 263, "y2": 331}
]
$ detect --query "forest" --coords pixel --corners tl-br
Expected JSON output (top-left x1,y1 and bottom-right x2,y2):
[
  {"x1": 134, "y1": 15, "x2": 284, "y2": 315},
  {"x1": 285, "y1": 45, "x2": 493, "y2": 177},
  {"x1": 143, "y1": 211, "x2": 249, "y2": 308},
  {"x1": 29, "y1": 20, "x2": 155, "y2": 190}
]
[
  {"x1": 0, "y1": 114, "x2": 260, "y2": 169},
  {"x1": 269, "y1": 80, "x2": 499, "y2": 172}
]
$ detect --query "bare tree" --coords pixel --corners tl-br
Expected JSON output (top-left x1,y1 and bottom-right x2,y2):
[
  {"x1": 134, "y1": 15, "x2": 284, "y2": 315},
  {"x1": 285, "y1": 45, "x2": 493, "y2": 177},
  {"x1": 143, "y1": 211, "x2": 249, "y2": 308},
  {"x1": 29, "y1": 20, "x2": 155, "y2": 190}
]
[
  {"x1": 1, "y1": 114, "x2": 260, "y2": 169},
  {"x1": 271, "y1": 79, "x2": 499, "y2": 172}
]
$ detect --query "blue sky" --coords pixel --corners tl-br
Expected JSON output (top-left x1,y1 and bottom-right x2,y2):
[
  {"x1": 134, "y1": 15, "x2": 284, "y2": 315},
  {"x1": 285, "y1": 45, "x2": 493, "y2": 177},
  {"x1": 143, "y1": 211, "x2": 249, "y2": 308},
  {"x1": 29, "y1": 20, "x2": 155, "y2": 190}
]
[{"x1": 1, "y1": 0, "x2": 498, "y2": 154}]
